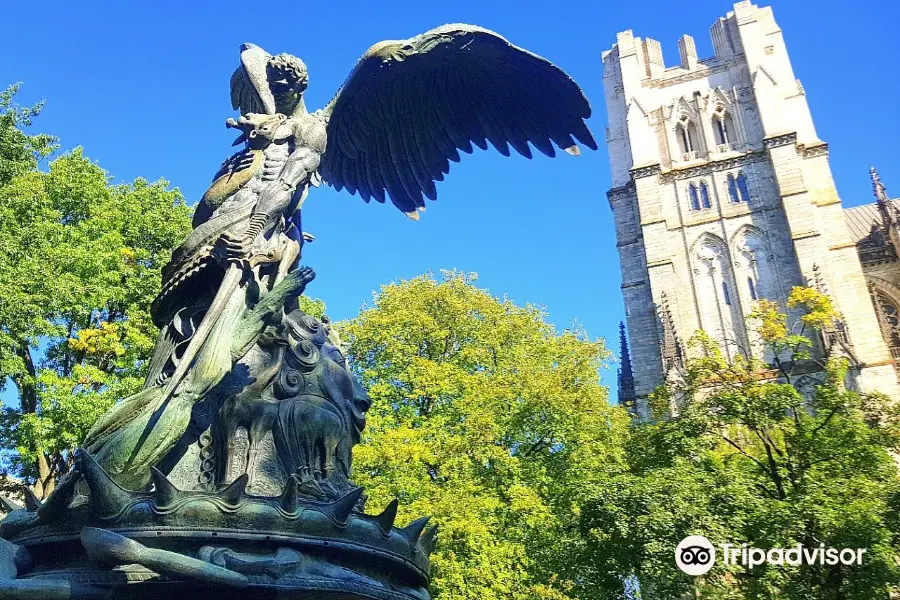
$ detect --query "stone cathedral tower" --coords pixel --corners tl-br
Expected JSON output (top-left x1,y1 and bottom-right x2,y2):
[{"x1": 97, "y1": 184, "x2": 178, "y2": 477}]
[{"x1": 603, "y1": 1, "x2": 900, "y2": 415}]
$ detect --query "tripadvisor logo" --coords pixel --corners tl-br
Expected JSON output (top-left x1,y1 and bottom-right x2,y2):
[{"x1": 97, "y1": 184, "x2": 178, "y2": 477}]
[
  {"x1": 675, "y1": 536, "x2": 867, "y2": 576},
  {"x1": 675, "y1": 536, "x2": 716, "y2": 576}
]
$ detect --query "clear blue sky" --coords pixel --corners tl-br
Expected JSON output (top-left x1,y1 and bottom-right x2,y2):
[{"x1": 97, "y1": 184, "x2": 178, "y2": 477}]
[{"x1": 3, "y1": 0, "x2": 899, "y2": 392}]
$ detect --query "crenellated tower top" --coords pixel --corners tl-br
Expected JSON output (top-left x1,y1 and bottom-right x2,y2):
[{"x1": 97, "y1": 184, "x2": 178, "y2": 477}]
[{"x1": 602, "y1": 2, "x2": 820, "y2": 188}]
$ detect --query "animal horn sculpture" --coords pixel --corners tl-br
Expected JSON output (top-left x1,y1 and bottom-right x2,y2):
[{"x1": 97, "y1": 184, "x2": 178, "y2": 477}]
[
  {"x1": 326, "y1": 487, "x2": 364, "y2": 524},
  {"x1": 279, "y1": 476, "x2": 300, "y2": 513},
  {"x1": 218, "y1": 474, "x2": 249, "y2": 507},
  {"x1": 150, "y1": 468, "x2": 181, "y2": 509}
]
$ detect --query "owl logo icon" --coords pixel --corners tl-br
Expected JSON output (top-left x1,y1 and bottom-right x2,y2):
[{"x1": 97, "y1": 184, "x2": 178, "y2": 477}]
[{"x1": 676, "y1": 535, "x2": 716, "y2": 576}]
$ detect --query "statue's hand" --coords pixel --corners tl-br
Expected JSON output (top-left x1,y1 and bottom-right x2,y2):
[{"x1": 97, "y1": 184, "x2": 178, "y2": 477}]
[
  {"x1": 214, "y1": 214, "x2": 270, "y2": 264},
  {"x1": 286, "y1": 266, "x2": 316, "y2": 298},
  {"x1": 214, "y1": 230, "x2": 254, "y2": 264},
  {"x1": 230, "y1": 265, "x2": 317, "y2": 359}
]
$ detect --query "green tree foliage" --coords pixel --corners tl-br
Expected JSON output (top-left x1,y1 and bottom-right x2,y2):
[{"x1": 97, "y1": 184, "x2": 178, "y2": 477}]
[
  {"x1": 340, "y1": 271, "x2": 630, "y2": 600},
  {"x1": 296, "y1": 295, "x2": 326, "y2": 320},
  {"x1": 0, "y1": 84, "x2": 192, "y2": 496},
  {"x1": 0, "y1": 83, "x2": 56, "y2": 185},
  {"x1": 581, "y1": 287, "x2": 900, "y2": 599}
]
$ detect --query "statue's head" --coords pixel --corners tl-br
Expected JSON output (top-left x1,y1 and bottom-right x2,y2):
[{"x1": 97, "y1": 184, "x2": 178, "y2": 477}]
[
  {"x1": 267, "y1": 53, "x2": 308, "y2": 114},
  {"x1": 234, "y1": 44, "x2": 309, "y2": 117}
]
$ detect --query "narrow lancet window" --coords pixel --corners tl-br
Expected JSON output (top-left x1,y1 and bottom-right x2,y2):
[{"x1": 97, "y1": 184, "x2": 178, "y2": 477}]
[
  {"x1": 677, "y1": 123, "x2": 691, "y2": 154},
  {"x1": 728, "y1": 174, "x2": 740, "y2": 203},
  {"x1": 700, "y1": 181, "x2": 711, "y2": 209},
  {"x1": 689, "y1": 184, "x2": 700, "y2": 211},
  {"x1": 714, "y1": 111, "x2": 736, "y2": 148},
  {"x1": 715, "y1": 117, "x2": 727, "y2": 144},
  {"x1": 737, "y1": 173, "x2": 751, "y2": 202}
]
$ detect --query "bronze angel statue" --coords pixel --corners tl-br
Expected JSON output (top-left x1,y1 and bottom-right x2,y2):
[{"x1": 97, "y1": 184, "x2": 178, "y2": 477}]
[{"x1": 83, "y1": 24, "x2": 596, "y2": 490}]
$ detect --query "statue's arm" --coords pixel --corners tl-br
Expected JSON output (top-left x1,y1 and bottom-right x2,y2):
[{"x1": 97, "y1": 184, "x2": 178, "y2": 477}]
[{"x1": 231, "y1": 266, "x2": 316, "y2": 359}]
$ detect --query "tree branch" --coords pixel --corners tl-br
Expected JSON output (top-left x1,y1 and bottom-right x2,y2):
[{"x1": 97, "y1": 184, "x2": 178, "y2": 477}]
[{"x1": 810, "y1": 407, "x2": 840, "y2": 437}]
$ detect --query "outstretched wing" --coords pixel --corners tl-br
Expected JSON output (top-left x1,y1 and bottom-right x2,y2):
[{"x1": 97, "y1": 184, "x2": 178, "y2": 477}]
[
  {"x1": 230, "y1": 43, "x2": 277, "y2": 115},
  {"x1": 319, "y1": 24, "x2": 597, "y2": 218}
]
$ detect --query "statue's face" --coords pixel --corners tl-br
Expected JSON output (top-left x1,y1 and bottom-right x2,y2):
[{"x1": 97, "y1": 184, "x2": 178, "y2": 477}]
[
  {"x1": 267, "y1": 53, "x2": 308, "y2": 113},
  {"x1": 350, "y1": 376, "x2": 371, "y2": 436}
]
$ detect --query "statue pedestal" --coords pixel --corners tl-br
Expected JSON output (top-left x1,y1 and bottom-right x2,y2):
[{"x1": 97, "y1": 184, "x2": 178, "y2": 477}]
[
  {"x1": 0, "y1": 308, "x2": 435, "y2": 599},
  {"x1": 0, "y1": 450, "x2": 433, "y2": 600}
]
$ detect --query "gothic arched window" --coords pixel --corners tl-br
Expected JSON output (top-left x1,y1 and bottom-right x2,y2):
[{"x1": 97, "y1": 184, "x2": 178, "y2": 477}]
[
  {"x1": 700, "y1": 181, "x2": 711, "y2": 209},
  {"x1": 676, "y1": 119, "x2": 701, "y2": 159},
  {"x1": 876, "y1": 293, "x2": 900, "y2": 348},
  {"x1": 686, "y1": 122, "x2": 700, "y2": 152},
  {"x1": 737, "y1": 173, "x2": 751, "y2": 202},
  {"x1": 734, "y1": 228, "x2": 773, "y2": 343},
  {"x1": 689, "y1": 184, "x2": 701, "y2": 211},
  {"x1": 713, "y1": 111, "x2": 737, "y2": 147},
  {"x1": 694, "y1": 234, "x2": 746, "y2": 361},
  {"x1": 728, "y1": 174, "x2": 741, "y2": 203},
  {"x1": 676, "y1": 123, "x2": 690, "y2": 154}
]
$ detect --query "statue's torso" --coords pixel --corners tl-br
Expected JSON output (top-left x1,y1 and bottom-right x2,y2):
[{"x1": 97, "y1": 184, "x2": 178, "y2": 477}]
[{"x1": 205, "y1": 111, "x2": 327, "y2": 213}]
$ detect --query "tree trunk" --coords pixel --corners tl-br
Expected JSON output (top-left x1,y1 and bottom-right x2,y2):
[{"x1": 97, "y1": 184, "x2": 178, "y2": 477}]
[
  {"x1": 35, "y1": 453, "x2": 54, "y2": 499},
  {"x1": 12, "y1": 338, "x2": 54, "y2": 498}
]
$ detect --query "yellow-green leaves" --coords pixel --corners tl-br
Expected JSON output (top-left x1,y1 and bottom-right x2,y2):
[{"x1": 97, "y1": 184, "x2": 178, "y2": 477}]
[
  {"x1": 748, "y1": 298, "x2": 788, "y2": 344},
  {"x1": 341, "y1": 271, "x2": 629, "y2": 599},
  {"x1": 68, "y1": 322, "x2": 126, "y2": 362},
  {"x1": 0, "y1": 84, "x2": 56, "y2": 185},
  {"x1": 788, "y1": 286, "x2": 841, "y2": 331},
  {"x1": 296, "y1": 296, "x2": 326, "y2": 319}
]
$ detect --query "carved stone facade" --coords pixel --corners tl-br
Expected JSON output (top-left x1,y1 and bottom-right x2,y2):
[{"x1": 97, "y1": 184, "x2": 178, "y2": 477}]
[
  {"x1": 603, "y1": 1, "x2": 900, "y2": 413},
  {"x1": 845, "y1": 169, "x2": 900, "y2": 374}
]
